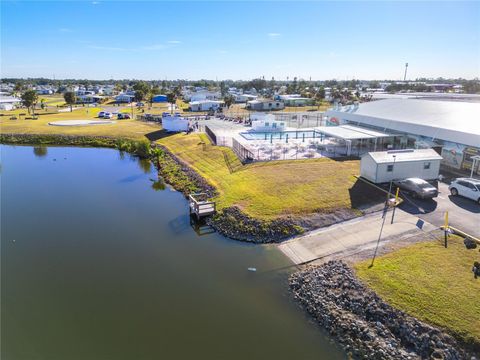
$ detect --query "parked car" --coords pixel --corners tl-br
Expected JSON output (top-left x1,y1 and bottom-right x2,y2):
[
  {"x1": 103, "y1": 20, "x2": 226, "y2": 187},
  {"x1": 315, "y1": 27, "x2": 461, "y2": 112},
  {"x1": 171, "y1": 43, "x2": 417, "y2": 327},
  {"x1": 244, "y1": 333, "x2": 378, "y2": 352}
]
[
  {"x1": 393, "y1": 178, "x2": 438, "y2": 199},
  {"x1": 98, "y1": 111, "x2": 105, "y2": 118},
  {"x1": 117, "y1": 113, "x2": 131, "y2": 119},
  {"x1": 137, "y1": 102, "x2": 145, "y2": 107},
  {"x1": 103, "y1": 112, "x2": 112, "y2": 119},
  {"x1": 449, "y1": 178, "x2": 480, "y2": 204}
]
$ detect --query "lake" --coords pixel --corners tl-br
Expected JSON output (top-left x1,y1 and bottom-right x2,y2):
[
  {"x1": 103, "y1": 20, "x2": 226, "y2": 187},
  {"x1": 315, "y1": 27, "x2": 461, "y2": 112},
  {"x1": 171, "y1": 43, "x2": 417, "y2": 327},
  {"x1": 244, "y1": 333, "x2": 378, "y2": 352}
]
[{"x1": 1, "y1": 144, "x2": 345, "y2": 360}]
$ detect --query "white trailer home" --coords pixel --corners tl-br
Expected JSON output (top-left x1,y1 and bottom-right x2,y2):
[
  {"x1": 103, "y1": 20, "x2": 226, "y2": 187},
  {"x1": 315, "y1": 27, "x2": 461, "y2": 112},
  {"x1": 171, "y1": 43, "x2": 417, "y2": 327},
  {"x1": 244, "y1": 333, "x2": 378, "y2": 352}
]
[
  {"x1": 360, "y1": 149, "x2": 443, "y2": 184},
  {"x1": 189, "y1": 100, "x2": 223, "y2": 112}
]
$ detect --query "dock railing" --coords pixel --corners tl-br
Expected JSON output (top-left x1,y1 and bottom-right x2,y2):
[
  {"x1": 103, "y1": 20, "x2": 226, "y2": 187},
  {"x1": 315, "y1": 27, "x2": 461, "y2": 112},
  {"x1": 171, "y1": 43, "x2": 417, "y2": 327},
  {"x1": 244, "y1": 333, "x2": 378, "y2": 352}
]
[{"x1": 189, "y1": 193, "x2": 216, "y2": 219}]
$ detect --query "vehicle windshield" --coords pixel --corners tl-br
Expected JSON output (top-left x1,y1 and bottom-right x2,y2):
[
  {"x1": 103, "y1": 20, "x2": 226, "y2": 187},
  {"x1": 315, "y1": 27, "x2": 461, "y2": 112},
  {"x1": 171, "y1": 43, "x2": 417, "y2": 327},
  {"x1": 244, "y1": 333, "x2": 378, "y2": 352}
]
[{"x1": 417, "y1": 182, "x2": 434, "y2": 189}]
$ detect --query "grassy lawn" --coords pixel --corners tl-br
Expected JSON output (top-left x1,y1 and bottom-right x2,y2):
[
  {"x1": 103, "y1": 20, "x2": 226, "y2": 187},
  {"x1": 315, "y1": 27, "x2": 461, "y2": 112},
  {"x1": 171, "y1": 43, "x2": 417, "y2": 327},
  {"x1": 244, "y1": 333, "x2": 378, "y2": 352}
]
[
  {"x1": 158, "y1": 133, "x2": 360, "y2": 219},
  {"x1": 0, "y1": 107, "x2": 161, "y2": 140},
  {"x1": 355, "y1": 235, "x2": 480, "y2": 346}
]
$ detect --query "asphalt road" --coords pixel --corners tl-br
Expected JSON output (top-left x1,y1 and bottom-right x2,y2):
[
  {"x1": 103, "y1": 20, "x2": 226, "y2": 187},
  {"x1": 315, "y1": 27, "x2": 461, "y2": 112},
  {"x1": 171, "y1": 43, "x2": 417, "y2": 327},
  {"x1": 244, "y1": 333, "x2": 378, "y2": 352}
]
[{"x1": 398, "y1": 182, "x2": 480, "y2": 237}]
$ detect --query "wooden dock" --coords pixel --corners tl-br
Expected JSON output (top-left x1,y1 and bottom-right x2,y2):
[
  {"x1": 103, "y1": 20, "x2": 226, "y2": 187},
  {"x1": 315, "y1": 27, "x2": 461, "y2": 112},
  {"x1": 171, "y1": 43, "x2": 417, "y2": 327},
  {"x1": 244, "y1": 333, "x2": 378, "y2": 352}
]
[{"x1": 189, "y1": 193, "x2": 216, "y2": 219}]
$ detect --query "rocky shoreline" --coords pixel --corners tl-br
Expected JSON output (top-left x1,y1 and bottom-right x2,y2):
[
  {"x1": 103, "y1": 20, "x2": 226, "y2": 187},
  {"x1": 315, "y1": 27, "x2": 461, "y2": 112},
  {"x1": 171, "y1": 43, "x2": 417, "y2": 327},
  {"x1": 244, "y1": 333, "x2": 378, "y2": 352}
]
[
  {"x1": 153, "y1": 143, "x2": 308, "y2": 243},
  {"x1": 290, "y1": 261, "x2": 475, "y2": 360}
]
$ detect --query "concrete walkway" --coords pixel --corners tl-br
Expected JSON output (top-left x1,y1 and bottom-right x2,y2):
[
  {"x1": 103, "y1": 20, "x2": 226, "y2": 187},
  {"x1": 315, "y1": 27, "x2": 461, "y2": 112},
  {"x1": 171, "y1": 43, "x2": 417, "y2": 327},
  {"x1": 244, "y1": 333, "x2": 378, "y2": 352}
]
[{"x1": 279, "y1": 209, "x2": 438, "y2": 265}]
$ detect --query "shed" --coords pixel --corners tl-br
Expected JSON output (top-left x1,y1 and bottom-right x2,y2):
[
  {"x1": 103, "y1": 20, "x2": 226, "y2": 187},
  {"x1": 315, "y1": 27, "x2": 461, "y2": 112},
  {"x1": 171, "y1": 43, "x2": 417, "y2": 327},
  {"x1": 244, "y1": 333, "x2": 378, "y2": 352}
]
[
  {"x1": 360, "y1": 149, "x2": 443, "y2": 184},
  {"x1": 162, "y1": 114, "x2": 189, "y2": 132}
]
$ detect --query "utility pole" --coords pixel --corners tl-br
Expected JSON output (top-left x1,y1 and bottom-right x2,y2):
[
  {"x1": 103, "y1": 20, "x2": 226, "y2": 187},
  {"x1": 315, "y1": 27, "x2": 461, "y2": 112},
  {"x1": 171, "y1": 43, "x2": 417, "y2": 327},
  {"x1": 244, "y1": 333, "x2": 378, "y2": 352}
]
[{"x1": 403, "y1": 62, "x2": 409, "y2": 81}]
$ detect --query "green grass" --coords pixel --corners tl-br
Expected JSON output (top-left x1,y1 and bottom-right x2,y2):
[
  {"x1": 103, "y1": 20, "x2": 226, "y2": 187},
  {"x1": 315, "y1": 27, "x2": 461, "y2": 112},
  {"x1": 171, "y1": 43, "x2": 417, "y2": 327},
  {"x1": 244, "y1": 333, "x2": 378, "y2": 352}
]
[
  {"x1": 355, "y1": 235, "x2": 480, "y2": 346},
  {"x1": 158, "y1": 133, "x2": 359, "y2": 219},
  {"x1": 0, "y1": 107, "x2": 161, "y2": 140}
]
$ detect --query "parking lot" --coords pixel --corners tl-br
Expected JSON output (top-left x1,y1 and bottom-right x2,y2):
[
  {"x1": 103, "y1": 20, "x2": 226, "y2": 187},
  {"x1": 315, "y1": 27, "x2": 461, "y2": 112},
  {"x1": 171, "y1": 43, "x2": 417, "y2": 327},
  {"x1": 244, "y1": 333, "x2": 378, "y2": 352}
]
[{"x1": 399, "y1": 181, "x2": 480, "y2": 237}]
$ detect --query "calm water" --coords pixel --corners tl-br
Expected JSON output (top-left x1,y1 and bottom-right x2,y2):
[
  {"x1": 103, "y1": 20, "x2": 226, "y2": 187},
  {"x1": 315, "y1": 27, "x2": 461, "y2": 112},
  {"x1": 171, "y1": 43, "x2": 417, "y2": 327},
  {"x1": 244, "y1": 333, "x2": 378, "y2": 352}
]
[{"x1": 1, "y1": 145, "x2": 344, "y2": 360}]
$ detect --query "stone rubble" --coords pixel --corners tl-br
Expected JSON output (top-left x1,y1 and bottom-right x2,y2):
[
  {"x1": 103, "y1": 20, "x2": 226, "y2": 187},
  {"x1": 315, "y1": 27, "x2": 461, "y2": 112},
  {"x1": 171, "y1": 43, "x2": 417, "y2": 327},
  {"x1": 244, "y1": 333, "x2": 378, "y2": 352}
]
[{"x1": 289, "y1": 261, "x2": 475, "y2": 360}]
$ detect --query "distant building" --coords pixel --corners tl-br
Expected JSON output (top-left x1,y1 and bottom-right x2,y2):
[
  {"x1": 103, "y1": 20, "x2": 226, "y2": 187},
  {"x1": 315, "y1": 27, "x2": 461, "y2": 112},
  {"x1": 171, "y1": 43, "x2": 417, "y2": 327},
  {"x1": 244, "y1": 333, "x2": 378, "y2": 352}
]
[
  {"x1": 36, "y1": 89, "x2": 54, "y2": 95},
  {"x1": 185, "y1": 90, "x2": 221, "y2": 102},
  {"x1": 115, "y1": 94, "x2": 135, "y2": 103},
  {"x1": 152, "y1": 94, "x2": 168, "y2": 103},
  {"x1": 326, "y1": 98, "x2": 480, "y2": 174},
  {"x1": 275, "y1": 95, "x2": 314, "y2": 107},
  {"x1": 0, "y1": 95, "x2": 21, "y2": 110},
  {"x1": 76, "y1": 94, "x2": 104, "y2": 104},
  {"x1": 233, "y1": 94, "x2": 257, "y2": 103},
  {"x1": 360, "y1": 149, "x2": 442, "y2": 184},
  {"x1": 250, "y1": 113, "x2": 285, "y2": 132},
  {"x1": 246, "y1": 99, "x2": 285, "y2": 111},
  {"x1": 189, "y1": 100, "x2": 224, "y2": 112}
]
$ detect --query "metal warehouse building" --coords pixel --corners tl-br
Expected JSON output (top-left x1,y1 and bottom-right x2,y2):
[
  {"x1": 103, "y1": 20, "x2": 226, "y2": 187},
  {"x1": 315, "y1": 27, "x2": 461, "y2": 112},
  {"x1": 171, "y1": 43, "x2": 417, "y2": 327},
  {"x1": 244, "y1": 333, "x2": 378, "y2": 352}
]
[{"x1": 326, "y1": 99, "x2": 480, "y2": 175}]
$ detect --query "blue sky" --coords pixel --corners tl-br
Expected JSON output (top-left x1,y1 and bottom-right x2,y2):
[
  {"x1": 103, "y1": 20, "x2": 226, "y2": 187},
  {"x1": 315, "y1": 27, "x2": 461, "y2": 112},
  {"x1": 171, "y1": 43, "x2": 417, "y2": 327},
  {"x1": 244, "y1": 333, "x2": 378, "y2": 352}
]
[{"x1": 1, "y1": 1, "x2": 479, "y2": 80}]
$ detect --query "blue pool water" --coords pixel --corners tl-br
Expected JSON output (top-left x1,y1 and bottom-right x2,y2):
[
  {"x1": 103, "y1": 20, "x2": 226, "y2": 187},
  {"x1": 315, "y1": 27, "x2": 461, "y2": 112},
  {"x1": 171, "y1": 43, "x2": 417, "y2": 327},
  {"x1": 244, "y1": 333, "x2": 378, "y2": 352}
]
[{"x1": 241, "y1": 130, "x2": 322, "y2": 141}]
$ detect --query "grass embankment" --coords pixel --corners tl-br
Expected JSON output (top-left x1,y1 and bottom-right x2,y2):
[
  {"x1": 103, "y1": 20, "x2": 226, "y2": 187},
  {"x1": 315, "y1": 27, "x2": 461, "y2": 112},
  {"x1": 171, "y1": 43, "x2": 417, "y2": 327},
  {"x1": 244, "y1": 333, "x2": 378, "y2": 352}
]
[
  {"x1": 0, "y1": 107, "x2": 160, "y2": 140},
  {"x1": 355, "y1": 235, "x2": 480, "y2": 347},
  {"x1": 158, "y1": 133, "x2": 359, "y2": 220}
]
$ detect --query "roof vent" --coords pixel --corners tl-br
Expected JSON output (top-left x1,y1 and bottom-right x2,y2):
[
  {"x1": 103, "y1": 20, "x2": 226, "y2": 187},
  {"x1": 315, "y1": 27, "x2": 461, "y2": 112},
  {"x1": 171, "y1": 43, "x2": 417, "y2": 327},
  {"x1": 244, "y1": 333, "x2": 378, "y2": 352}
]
[{"x1": 387, "y1": 149, "x2": 415, "y2": 154}]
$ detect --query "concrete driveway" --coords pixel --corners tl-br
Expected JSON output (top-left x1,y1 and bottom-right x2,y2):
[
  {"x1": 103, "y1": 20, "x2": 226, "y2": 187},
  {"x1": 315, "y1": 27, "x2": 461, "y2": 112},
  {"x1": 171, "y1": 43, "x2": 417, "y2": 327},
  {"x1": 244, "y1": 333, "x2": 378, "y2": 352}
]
[
  {"x1": 279, "y1": 209, "x2": 437, "y2": 265},
  {"x1": 398, "y1": 182, "x2": 479, "y2": 237}
]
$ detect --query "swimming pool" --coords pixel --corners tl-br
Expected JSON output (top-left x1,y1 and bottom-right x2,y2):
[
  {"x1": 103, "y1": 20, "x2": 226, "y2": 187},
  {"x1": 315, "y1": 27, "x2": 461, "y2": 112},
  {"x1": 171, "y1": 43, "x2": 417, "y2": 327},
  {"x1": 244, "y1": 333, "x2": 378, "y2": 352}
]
[{"x1": 240, "y1": 130, "x2": 321, "y2": 141}]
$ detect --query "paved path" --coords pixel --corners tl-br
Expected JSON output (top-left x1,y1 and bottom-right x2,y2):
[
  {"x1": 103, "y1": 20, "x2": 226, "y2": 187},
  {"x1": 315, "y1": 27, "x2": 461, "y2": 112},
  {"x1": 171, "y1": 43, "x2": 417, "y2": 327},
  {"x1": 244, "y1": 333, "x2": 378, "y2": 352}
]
[{"x1": 279, "y1": 208, "x2": 437, "y2": 265}]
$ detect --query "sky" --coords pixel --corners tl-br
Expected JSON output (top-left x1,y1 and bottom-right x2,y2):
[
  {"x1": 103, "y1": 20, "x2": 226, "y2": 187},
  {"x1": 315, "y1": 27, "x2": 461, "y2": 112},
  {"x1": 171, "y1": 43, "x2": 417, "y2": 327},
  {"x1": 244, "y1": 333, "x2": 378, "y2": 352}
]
[{"x1": 1, "y1": 1, "x2": 479, "y2": 80}]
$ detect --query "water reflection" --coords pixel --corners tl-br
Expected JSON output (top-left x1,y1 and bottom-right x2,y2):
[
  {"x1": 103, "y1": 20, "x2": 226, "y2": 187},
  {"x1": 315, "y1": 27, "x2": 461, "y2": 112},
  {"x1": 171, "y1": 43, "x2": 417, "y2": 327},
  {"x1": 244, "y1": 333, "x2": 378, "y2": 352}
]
[
  {"x1": 150, "y1": 178, "x2": 166, "y2": 191},
  {"x1": 1, "y1": 145, "x2": 346, "y2": 360},
  {"x1": 138, "y1": 158, "x2": 152, "y2": 173},
  {"x1": 190, "y1": 215, "x2": 217, "y2": 236},
  {"x1": 33, "y1": 146, "x2": 48, "y2": 157}
]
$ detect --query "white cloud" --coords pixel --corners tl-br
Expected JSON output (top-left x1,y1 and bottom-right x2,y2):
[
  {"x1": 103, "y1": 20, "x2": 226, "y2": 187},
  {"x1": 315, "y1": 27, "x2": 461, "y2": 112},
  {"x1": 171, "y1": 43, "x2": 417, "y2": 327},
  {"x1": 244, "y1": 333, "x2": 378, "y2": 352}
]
[
  {"x1": 167, "y1": 40, "x2": 182, "y2": 44},
  {"x1": 141, "y1": 44, "x2": 167, "y2": 50},
  {"x1": 267, "y1": 33, "x2": 281, "y2": 38},
  {"x1": 92, "y1": 1, "x2": 100, "y2": 5}
]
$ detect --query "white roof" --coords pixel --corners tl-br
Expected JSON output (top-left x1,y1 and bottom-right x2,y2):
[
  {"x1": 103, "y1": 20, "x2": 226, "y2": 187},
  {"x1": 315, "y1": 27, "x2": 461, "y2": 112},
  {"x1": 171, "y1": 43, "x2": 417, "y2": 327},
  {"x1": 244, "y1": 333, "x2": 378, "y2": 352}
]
[
  {"x1": 315, "y1": 124, "x2": 390, "y2": 140},
  {"x1": 190, "y1": 100, "x2": 224, "y2": 105},
  {"x1": 0, "y1": 96, "x2": 21, "y2": 103},
  {"x1": 326, "y1": 99, "x2": 480, "y2": 147},
  {"x1": 365, "y1": 149, "x2": 443, "y2": 164}
]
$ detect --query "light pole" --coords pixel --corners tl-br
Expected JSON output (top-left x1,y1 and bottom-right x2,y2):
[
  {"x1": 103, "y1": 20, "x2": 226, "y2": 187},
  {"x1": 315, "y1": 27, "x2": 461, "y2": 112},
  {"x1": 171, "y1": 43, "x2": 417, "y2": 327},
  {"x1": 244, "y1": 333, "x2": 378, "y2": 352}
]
[
  {"x1": 385, "y1": 154, "x2": 397, "y2": 212},
  {"x1": 372, "y1": 154, "x2": 397, "y2": 268}
]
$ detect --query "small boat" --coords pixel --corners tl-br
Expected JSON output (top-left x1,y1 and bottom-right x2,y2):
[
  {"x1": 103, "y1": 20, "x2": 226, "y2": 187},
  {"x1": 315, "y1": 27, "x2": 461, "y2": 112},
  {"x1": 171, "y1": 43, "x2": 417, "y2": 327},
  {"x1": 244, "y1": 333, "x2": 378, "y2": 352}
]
[{"x1": 247, "y1": 267, "x2": 257, "y2": 272}]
